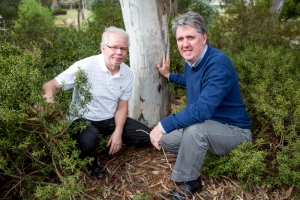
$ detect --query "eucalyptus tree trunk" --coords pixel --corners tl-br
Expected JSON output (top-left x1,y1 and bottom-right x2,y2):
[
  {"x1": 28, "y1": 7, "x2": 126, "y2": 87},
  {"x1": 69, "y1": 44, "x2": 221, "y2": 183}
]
[
  {"x1": 271, "y1": 0, "x2": 285, "y2": 15},
  {"x1": 119, "y1": 0, "x2": 173, "y2": 128}
]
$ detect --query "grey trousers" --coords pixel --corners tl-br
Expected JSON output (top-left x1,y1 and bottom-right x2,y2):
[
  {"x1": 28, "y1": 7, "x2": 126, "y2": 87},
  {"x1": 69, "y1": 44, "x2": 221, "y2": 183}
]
[{"x1": 160, "y1": 120, "x2": 252, "y2": 182}]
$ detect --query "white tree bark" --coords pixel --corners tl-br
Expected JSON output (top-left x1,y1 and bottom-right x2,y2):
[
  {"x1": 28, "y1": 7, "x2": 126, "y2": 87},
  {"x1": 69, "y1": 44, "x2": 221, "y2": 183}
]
[
  {"x1": 119, "y1": 0, "x2": 172, "y2": 128},
  {"x1": 271, "y1": 0, "x2": 285, "y2": 15}
]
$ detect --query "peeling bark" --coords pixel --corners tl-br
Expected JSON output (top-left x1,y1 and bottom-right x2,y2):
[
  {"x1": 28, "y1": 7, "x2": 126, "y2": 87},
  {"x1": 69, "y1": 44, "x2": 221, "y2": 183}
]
[{"x1": 120, "y1": 0, "x2": 174, "y2": 128}]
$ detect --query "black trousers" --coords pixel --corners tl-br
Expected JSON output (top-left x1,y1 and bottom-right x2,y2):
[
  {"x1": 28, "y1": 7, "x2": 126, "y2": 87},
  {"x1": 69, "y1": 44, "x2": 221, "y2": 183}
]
[{"x1": 73, "y1": 117, "x2": 151, "y2": 169}]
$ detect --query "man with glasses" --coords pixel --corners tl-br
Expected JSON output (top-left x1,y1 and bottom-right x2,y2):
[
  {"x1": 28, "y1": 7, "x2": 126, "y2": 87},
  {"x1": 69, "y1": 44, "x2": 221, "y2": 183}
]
[{"x1": 41, "y1": 26, "x2": 151, "y2": 179}]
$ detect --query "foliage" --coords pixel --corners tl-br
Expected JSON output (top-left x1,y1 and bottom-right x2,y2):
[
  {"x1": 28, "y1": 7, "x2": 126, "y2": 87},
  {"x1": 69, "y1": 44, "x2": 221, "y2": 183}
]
[
  {"x1": 38, "y1": 0, "x2": 53, "y2": 8},
  {"x1": 234, "y1": 45, "x2": 300, "y2": 187},
  {"x1": 40, "y1": 25, "x2": 99, "y2": 72},
  {"x1": 52, "y1": 8, "x2": 68, "y2": 16},
  {"x1": 132, "y1": 193, "x2": 151, "y2": 200},
  {"x1": 280, "y1": 0, "x2": 300, "y2": 21},
  {"x1": 85, "y1": 0, "x2": 124, "y2": 43},
  {"x1": 0, "y1": 0, "x2": 21, "y2": 28},
  {"x1": 13, "y1": 0, "x2": 54, "y2": 43},
  {"x1": 208, "y1": 0, "x2": 298, "y2": 54},
  {"x1": 202, "y1": 140, "x2": 268, "y2": 188},
  {"x1": 0, "y1": 2, "x2": 123, "y2": 198},
  {"x1": 0, "y1": 43, "x2": 93, "y2": 199},
  {"x1": 178, "y1": 0, "x2": 219, "y2": 26},
  {"x1": 202, "y1": 44, "x2": 300, "y2": 189}
]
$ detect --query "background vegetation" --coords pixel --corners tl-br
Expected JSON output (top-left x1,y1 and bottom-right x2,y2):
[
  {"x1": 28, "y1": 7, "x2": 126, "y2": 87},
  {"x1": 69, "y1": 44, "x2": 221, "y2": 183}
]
[{"x1": 0, "y1": 0, "x2": 299, "y2": 199}]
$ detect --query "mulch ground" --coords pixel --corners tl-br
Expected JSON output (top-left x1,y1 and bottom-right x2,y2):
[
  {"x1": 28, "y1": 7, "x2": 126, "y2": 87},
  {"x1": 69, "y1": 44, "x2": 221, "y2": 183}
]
[{"x1": 81, "y1": 145, "x2": 298, "y2": 200}]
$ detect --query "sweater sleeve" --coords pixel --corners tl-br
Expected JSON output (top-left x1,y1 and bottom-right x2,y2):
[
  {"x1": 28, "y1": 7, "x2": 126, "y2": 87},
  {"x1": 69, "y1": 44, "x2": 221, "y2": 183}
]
[
  {"x1": 169, "y1": 73, "x2": 186, "y2": 86},
  {"x1": 161, "y1": 64, "x2": 236, "y2": 133}
]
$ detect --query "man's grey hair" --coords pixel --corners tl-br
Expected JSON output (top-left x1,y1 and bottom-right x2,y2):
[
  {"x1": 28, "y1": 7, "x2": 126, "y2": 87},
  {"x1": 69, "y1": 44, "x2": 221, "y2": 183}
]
[
  {"x1": 171, "y1": 11, "x2": 207, "y2": 36},
  {"x1": 100, "y1": 26, "x2": 130, "y2": 50}
]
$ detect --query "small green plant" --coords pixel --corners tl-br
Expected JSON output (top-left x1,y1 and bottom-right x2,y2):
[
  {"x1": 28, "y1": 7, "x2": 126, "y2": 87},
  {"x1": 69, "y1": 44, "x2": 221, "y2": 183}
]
[{"x1": 132, "y1": 193, "x2": 150, "y2": 200}]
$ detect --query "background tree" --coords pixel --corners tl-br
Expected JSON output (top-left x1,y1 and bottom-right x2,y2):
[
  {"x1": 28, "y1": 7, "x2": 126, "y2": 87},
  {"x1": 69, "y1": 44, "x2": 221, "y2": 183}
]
[
  {"x1": 280, "y1": 0, "x2": 300, "y2": 21},
  {"x1": 38, "y1": 0, "x2": 53, "y2": 8},
  {"x1": 13, "y1": 0, "x2": 54, "y2": 43},
  {"x1": 271, "y1": 0, "x2": 285, "y2": 14},
  {"x1": 0, "y1": 0, "x2": 21, "y2": 29},
  {"x1": 177, "y1": 0, "x2": 219, "y2": 26}
]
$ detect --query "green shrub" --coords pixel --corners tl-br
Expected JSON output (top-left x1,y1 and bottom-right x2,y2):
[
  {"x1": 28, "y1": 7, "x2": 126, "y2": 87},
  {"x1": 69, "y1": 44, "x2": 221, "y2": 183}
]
[
  {"x1": 280, "y1": 0, "x2": 300, "y2": 21},
  {"x1": 0, "y1": 43, "x2": 93, "y2": 199},
  {"x1": 13, "y1": 0, "x2": 54, "y2": 43},
  {"x1": 40, "y1": 25, "x2": 100, "y2": 72},
  {"x1": 208, "y1": 0, "x2": 299, "y2": 54},
  {"x1": 52, "y1": 8, "x2": 67, "y2": 16},
  {"x1": 203, "y1": 140, "x2": 267, "y2": 189},
  {"x1": 204, "y1": 45, "x2": 300, "y2": 190},
  {"x1": 237, "y1": 45, "x2": 300, "y2": 187}
]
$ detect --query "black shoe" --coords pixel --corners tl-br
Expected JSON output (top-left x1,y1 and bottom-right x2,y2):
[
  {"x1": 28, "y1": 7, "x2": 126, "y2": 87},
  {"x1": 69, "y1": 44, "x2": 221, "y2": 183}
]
[
  {"x1": 168, "y1": 178, "x2": 202, "y2": 200},
  {"x1": 90, "y1": 167, "x2": 105, "y2": 179}
]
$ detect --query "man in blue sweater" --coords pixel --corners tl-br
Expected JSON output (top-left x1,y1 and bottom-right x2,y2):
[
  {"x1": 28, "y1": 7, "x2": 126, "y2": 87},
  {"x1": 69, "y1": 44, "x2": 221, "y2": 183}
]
[{"x1": 150, "y1": 12, "x2": 252, "y2": 200}]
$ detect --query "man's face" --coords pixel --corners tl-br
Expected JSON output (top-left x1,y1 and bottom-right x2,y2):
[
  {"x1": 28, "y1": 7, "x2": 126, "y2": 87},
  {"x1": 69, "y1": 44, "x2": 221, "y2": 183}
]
[
  {"x1": 176, "y1": 25, "x2": 207, "y2": 64},
  {"x1": 102, "y1": 33, "x2": 128, "y2": 67}
]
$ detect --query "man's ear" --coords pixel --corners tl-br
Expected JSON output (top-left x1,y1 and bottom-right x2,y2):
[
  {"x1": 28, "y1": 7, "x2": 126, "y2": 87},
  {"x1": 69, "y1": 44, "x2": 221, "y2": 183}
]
[
  {"x1": 203, "y1": 33, "x2": 208, "y2": 44},
  {"x1": 101, "y1": 45, "x2": 105, "y2": 53}
]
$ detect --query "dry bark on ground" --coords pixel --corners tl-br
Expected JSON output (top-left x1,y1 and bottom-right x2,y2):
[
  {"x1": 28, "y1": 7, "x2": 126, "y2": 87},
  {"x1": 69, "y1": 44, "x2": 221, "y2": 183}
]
[{"x1": 81, "y1": 145, "x2": 298, "y2": 200}]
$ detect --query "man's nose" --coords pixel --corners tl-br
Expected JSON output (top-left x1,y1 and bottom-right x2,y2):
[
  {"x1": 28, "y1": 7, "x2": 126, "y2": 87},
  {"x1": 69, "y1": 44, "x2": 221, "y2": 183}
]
[
  {"x1": 116, "y1": 48, "x2": 122, "y2": 54},
  {"x1": 182, "y1": 39, "x2": 190, "y2": 47}
]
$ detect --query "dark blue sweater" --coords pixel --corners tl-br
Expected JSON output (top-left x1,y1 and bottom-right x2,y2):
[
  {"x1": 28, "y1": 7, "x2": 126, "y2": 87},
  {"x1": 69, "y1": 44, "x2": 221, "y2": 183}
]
[{"x1": 161, "y1": 45, "x2": 252, "y2": 133}]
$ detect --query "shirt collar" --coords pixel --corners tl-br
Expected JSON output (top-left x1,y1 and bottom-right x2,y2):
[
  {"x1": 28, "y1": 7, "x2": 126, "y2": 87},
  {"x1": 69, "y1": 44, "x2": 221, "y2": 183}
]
[{"x1": 186, "y1": 44, "x2": 208, "y2": 69}]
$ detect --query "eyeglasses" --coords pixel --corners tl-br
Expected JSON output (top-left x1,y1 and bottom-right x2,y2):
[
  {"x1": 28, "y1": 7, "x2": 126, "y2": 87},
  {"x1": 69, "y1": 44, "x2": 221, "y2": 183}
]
[{"x1": 106, "y1": 45, "x2": 128, "y2": 53}]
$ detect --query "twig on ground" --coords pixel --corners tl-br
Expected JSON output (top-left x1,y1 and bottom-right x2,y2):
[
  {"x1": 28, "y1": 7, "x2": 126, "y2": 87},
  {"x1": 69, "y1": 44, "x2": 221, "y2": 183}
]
[
  {"x1": 136, "y1": 129, "x2": 181, "y2": 174},
  {"x1": 110, "y1": 158, "x2": 132, "y2": 178}
]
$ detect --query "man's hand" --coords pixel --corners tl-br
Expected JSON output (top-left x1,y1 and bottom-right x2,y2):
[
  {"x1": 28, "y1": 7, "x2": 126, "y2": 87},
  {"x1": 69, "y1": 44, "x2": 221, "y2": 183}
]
[
  {"x1": 150, "y1": 125, "x2": 164, "y2": 150},
  {"x1": 106, "y1": 131, "x2": 123, "y2": 155},
  {"x1": 156, "y1": 54, "x2": 170, "y2": 78},
  {"x1": 32, "y1": 102, "x2": 55, "y2": 116},
  {"x1": 32, "y1": 103, "x2": 44, "y2": 114}
]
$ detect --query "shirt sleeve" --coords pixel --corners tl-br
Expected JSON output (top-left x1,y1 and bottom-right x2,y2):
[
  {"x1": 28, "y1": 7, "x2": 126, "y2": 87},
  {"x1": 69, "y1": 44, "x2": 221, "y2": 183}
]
[
  {"x1": 55, "y1": 63, "x2": 81, "y2": 90},
  {"x1": 169, "y1": 73, "x2": 186, "y2": 86}
]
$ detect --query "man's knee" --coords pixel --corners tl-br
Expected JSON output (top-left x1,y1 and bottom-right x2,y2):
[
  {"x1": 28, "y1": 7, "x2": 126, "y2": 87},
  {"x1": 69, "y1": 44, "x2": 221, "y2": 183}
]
[
  {"x1": 76, "y1": 125, "x2": 100, "y2": 154},
  {"x1": 79, "y1": 137, "x2": 98, "y2": 152},
  {"x1": 183, "y1": 124, "x2": 207, "y2": 140},
  {"x1": 160, "y1": 131, "x2": 182, "y2": 155}
]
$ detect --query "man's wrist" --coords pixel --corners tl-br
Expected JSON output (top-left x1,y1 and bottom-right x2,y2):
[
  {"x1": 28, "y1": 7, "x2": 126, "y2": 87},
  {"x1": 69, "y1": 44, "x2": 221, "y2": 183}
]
[
  {"x1": 158, "y1": 122, "x2": 167, "y2": 134},
  {"x1": 167, "y1": 73, "x2": 170, "y2": 79}
]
